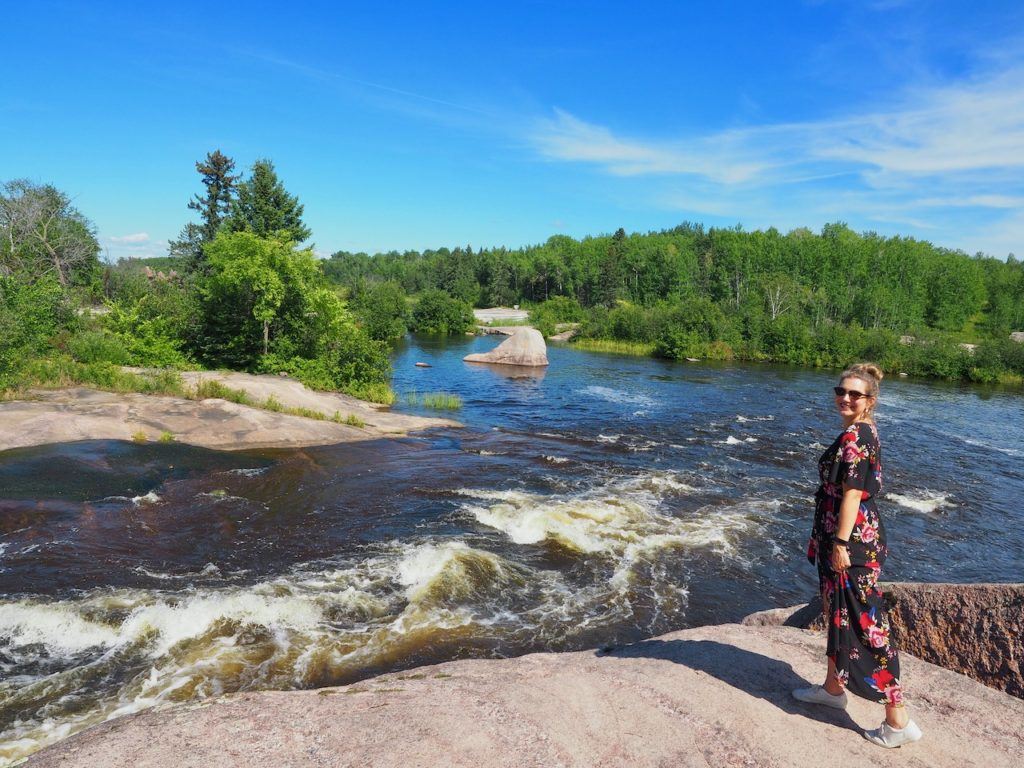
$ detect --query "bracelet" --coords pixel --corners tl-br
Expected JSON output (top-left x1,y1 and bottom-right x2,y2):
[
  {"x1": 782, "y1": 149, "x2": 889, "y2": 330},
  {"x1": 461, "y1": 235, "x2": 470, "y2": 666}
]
[{"x1": 832, "y1": 536, "x2": 850, "y2": 548}]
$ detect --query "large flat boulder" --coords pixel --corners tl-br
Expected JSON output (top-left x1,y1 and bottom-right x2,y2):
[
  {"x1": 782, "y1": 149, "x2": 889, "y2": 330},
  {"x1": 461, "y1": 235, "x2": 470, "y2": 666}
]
[
  {"x1": 24, "y1": 623, "x2": 1023, "y2": 767},
  {"x1": 0, "y1": 373, "x2": 458, "y2": 452},
  {"x1": 464, "y1": 328, "x2": 549, "y2": 367}
]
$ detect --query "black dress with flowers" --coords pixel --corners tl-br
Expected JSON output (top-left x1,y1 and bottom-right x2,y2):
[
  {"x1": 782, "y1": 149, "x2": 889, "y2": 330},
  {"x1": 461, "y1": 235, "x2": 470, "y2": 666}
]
[{"x1": 807, "y1": 421, "x2": 902, "y2": 705}]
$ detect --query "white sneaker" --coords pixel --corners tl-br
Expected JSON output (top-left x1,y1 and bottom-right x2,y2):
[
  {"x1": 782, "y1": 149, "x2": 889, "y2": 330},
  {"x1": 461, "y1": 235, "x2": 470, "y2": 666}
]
[
  {"x1": 863, "y1": 719, "x2": 923, "y2": 748},
  {"x1": 791, "y1": 684, "x2": 848, "y2": 709}
]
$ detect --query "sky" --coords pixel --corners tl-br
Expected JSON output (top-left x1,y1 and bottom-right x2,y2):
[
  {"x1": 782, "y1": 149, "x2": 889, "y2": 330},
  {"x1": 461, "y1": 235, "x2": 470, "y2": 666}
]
[{"x1": 3, "y1": 0, "x2": 1024, "y2": 263}]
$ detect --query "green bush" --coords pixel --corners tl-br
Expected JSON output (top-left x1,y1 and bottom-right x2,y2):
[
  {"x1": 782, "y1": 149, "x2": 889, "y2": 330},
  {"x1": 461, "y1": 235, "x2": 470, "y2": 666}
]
[
  {"x1": 410, "y1": 289, "x2": 474, "y2": 334},
  {"x1": 68, "y1": 330, "x2": 130, "y2": 365},
  {"x1": 0, "y1": 276, "x2": 68, "y2": 387},
  {"x1": 258, "y1": 324, "x2": 392, "y2": 397},
  {"x1": 350, "y1": 281, "x2": 409, "y2": 342},
  {"x1": 530, "y1": 296, "x2": 586, "y2": 336}
]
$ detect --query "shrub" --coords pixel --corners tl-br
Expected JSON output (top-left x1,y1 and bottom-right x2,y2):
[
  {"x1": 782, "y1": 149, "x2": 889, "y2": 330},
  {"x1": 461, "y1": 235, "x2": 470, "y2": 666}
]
[
  {"x1": 103, "y1": 284, "x2": 196, "y2": 368},
  {"x1": 0, "y1": 276, "x2": 68, "y2": 387},
  {"x1": 350, "y1": 281, "x2": 410, "y2": 342},
  {"x1": 68, "y1": 331, "x2": 130, "y2": 365},
  {"x1": 410, "y1": 289, "x2": 474, "y2": 334}
]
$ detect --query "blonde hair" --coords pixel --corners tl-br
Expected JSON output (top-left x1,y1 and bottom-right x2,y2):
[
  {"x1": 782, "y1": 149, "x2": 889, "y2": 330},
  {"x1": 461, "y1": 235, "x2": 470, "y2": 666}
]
[{"x1": 839, "y1": 362, "x2": 883, "y2": 421}]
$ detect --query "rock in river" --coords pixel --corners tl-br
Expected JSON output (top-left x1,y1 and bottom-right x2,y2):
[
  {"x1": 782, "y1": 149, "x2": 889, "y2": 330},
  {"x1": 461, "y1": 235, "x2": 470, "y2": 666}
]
[{"x1": 463, "y1": 327, "x2": 549, "y2": 367}]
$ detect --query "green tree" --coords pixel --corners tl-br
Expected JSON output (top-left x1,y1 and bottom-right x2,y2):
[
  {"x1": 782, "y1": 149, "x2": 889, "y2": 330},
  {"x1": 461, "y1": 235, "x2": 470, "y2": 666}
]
[
  {"x1": 0, "y1": 179, "x2": 100, "y2": 287},
  {"x1": 186, "y1": 150, "x2": 240, "y2": 243},
  {"x1": 200, "y1": 233, "x2": 314, "y2": 366},
  {"x1": 351, "y1": 281, "x2": 410, "y2": 342},
  {"x1": 410, "y1": 289, "x2": 474, "y2": 334},
  {"x1": 597, "y1": 228, "x2": 627, "y2": 307},
  {"x1": 225, "y1": 159, "x2": 311, "y2": 242},
  {"x1": 925, "y1": 253, "x2": 985, "y2": 331}
]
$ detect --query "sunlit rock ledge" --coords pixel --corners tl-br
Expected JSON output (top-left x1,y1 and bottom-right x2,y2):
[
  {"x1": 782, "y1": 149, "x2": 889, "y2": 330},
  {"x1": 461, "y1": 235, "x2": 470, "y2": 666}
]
[
  {"x1": 0, "y1": 371, "x2": 459, "y2": 452},
  {"x1": 743, "y1": 582, "x2": 1024, "y2": 700},
  {"x1": 24, "y1": 610, "x2": 1024, "y2": 767}
]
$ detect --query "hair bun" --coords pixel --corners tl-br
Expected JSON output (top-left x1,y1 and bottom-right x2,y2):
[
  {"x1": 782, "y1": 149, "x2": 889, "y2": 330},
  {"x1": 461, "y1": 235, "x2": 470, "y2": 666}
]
[{"x1": 855, "y1": 363, "x2": 883, "y2": 382}]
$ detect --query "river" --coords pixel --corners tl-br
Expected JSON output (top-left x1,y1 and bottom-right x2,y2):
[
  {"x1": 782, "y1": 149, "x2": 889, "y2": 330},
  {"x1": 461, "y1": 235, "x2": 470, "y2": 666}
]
[{"x1": 1, "y1": 334, "x2": 1022, "y2": 763}]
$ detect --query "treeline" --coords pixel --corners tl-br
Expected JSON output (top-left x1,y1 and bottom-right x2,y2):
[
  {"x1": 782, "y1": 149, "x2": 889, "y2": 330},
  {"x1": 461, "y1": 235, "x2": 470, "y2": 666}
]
[
  {"x1": 1, "y1": 153, "x2": 392, "y2": 401},
  {"x1": 323, "y1": 224, "x2": 1024, "y2": 383}
]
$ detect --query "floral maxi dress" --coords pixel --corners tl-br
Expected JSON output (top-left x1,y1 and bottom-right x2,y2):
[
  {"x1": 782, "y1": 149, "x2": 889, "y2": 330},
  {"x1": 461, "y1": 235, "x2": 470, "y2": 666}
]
[{"x1": 807, "y1": 421, "x2": 902, "y2": 705}]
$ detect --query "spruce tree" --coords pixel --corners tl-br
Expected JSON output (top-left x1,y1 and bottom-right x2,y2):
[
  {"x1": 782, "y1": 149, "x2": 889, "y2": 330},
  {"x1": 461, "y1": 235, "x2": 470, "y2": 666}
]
[
  {"x1": 226, "y1": 159, "x2": 311, "y2": 243},
  {"x1": 188, "y1": 150, "x2": 240, "y2": 242},
  {"x1": 170, "y1": 149, "x2": 239, "y2": 272}
]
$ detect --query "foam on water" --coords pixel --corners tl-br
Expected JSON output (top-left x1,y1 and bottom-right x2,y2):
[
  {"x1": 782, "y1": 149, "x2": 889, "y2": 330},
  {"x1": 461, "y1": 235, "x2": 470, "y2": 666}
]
[
  {"x1": 581, "y1": 385, "x2": 656, "y2": 408},
  {"x1": 226, "y1": 467, "x2": 269, "y2": 477},
  {"x1": 457, "y1": 471, "x2": 751, "y2": 563},
  {"x1": 0, "y1": 536, "x2": 623, "y2": 764},
  {"x1": 887, "y1": 491, "x2": 951, "y2": 514},
  {"x1": 130, "y1": 490, "x2": 161, "y2": 506},
  {"x1": 0, "y1": 602, "x2": 123, "y2": 654},
  {"x1": 133, "y1": 563, "x2": 225, "y2": 581},
  {"x1": 963, "y1": 438, "x2": 1023, "y2": 457}
]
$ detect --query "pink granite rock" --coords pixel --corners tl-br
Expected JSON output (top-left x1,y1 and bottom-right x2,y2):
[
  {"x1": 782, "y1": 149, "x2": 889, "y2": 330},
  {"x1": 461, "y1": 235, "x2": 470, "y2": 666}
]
[{"x1": 464, "y1": 328, "x2": 549, "y2": 367}]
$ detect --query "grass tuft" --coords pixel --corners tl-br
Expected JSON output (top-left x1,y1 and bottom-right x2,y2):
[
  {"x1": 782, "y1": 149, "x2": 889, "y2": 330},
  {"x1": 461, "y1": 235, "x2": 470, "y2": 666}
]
[
  {"x1": 332, "y1": 411, "x2": 366, "y2": 428},
  {"x1": 421, "y1": 392, "x2": 462, "y2": 410},
  {"x1": 193, "y1": 379, "x2": 253, "y2": 405},
  {"x1": 342, "y1": 382, "x2": 396, "y2": 405},
  {"x1": 570, "y1": 338, "x2": 656, "y2": 356}
]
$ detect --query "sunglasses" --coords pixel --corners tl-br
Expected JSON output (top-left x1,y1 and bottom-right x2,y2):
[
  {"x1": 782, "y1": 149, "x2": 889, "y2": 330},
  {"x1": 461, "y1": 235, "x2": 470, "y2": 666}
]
[{"x1": 833, "y1": 386, "x2": 870, "y2": 401}]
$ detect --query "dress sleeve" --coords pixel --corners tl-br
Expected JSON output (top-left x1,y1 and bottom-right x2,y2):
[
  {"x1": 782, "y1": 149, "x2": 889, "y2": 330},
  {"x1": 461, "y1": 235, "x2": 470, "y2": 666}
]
[{"x1": 837, "y1": 423, "x2": 874, "y2": 492}]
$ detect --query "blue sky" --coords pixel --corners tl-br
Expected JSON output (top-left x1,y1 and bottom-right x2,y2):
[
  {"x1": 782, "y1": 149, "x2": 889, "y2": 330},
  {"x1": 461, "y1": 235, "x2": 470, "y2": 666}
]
[{"x1": 3, "y1": 1, "x2": 1023, "y2": 262}]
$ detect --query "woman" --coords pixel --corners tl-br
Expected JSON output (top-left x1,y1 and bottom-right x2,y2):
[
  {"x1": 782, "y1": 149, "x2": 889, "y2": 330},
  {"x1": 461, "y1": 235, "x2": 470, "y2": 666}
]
[{"x1": 793, "y1": 363, "x2": 922, "y2": 748}]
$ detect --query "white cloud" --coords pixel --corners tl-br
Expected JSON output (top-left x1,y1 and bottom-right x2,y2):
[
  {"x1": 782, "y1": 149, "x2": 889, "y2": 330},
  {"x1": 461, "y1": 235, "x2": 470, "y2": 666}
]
[
  {"x1": 108, "y1": 232, "x2": 150, "y2": 244},
  {"x1": 529, "y1": 64, "x2": 1024, "y2": 256},
  {"x1": 534, "y1": 65, "x2": 1024, "y2": 184}
]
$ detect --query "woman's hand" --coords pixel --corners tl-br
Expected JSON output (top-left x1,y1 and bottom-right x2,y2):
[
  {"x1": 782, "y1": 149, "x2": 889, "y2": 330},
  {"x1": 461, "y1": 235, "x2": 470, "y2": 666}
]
[{"x1": 831, "y1": 544, "x2": 851, "y2": 573}]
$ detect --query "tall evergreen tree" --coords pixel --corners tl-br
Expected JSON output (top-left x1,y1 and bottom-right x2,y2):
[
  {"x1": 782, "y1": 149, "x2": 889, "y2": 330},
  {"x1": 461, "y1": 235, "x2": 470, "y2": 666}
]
[
  {"x1": 597, "y1": 228, "x2": 627, "y2": 307},
  {"x1": 225, "y1": 159, "x2": 311, "y2": 243},
  {"x1": 170, "y1": 149, "x2": 239, "y2": 272},
  {"x1": 188, "y1": 150, "x2": 240, "y2": 242}
]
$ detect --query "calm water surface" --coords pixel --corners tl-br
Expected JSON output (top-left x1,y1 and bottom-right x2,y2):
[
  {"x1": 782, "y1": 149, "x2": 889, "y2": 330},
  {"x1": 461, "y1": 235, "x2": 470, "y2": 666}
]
[{"x1": 2, "y1": 334, "x2": 1022, "y2": 762}]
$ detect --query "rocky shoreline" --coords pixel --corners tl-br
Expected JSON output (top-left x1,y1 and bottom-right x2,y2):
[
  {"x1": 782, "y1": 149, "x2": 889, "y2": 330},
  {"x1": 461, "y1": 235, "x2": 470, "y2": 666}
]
[
  {"x1": 22, "y1": 584, "x2": 1024, "y2": 767},
  {"x1": 0, "y1": 371, "x2": 459, "y2": 452}
]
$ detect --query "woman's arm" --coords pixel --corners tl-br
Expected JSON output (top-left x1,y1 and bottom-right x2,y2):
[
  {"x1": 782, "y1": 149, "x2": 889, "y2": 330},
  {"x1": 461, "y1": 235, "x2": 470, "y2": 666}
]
[{"x1": 830, "y1": 486, "x2": 861, "y2": 572}]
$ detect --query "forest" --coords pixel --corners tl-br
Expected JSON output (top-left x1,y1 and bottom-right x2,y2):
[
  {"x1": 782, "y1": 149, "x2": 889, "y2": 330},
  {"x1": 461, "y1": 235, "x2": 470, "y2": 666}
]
[
  {"x1": 324, "y1": 223, "x2": 1024, "y2": 383},
  {"x1": 3, "y1": 149, "x2": 1023, "y2": 400}
]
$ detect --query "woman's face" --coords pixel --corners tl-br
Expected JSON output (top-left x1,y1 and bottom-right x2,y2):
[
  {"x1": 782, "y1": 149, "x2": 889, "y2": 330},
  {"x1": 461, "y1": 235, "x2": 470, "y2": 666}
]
[{"x1": 834, "y1": 376, "x2": 874, "y2": 422}]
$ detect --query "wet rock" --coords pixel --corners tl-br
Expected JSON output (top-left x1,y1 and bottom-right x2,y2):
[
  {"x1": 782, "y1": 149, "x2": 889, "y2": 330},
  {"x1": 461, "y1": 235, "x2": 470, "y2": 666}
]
[{"x1": 464, "y1": 328, "x2": 549, "y2": 367}]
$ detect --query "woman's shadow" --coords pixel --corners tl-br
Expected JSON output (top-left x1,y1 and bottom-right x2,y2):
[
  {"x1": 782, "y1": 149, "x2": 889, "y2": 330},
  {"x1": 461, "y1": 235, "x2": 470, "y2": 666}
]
[{"x1": 597, "y1": 638, "x2": 861, "y2": 733}]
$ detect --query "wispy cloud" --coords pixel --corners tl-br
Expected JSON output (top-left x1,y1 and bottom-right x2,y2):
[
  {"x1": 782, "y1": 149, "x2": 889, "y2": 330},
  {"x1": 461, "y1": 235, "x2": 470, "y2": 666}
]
[
  {"x1": 530, "y1": 63, "x2": 1024, "y2": 255},
  {"x1": 107, "y1": 232, "x2": 150, "y2": 244},
  {"x1": 534, "y1": 66, "x2": 1024, "y2": 184}
]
